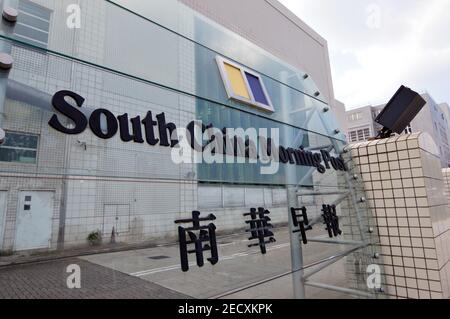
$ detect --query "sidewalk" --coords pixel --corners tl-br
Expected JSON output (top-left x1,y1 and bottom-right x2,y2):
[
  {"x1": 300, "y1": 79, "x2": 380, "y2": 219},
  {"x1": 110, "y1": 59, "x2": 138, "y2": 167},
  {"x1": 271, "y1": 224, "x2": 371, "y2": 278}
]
[
  {"x1": 0, "y1": 258, "x2": 188, "y2": 299},
  {"x1": 0, "y1": 227, "x2": 355, "y2": 299}
]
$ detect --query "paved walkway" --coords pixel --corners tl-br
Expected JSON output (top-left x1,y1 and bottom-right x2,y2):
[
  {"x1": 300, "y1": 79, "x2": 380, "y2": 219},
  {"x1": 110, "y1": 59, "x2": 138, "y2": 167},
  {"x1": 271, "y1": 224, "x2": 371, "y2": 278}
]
[
  {"x1": 0, "y1": 258, "x2": 188, "y2": 299},
  {"x1": 81, "y1": 228, "x2": 353, "y2": 299},
  {"x1": 0, "y1": 227, "x2": 357, "y2": 299}
]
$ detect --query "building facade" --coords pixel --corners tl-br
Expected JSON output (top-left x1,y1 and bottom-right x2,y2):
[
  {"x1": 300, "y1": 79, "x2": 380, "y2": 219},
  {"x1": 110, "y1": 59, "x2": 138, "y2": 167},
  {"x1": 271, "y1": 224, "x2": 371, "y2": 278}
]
[
  {"x1": 0, "y1": 0, "x2": 352, "y2": 252},
  {"x1": 346, "y1": 93, "x2": 450, "y2": 168},
  {"x1": 0, "y1": 0, "x2": 384, "y2": 299}
]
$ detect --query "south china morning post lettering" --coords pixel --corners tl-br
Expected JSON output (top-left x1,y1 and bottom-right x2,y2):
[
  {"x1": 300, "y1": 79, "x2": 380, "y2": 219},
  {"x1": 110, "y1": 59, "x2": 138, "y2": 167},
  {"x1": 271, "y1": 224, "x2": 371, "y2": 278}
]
[
  {"x1": 49, "y1": 90, "x2": 347, "y2": 177},
  {"x1": 172, "y1": 121, "x2": 347, "y2": 176}
]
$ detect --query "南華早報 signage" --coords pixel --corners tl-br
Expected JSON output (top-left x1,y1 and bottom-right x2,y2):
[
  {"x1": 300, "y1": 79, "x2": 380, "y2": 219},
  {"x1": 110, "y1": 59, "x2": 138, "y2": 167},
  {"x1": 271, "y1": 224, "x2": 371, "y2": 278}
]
[{"x1": 48, "y1": 90, "x2": 347, "y2": 175}]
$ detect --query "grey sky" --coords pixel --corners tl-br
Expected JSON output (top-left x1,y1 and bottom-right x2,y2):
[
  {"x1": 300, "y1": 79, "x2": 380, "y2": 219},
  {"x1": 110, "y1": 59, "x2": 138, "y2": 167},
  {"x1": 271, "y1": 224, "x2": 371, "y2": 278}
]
[{"x1": 279, "y1": 0, "x2": 450, "y2": 110}]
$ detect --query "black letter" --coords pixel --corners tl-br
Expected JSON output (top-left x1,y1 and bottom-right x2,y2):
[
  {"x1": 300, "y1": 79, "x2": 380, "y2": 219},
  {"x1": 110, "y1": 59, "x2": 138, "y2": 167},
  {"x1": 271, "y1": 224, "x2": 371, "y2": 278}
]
[
  {"x1": 304, "y1": 151, "x2": 314, "y2": 166},
  {"x1": 295, "y1": 149, "x2": 307, "y2": 166},
  {"x1": 313, "y1": 153, "x2": 326, "y2": 174},
  {"x1": 156, "y1": 113, "x2": 179, "y2": 147},
  {"x1": 187, "y1": 120, "x2": 206, "y2": 151},
  {"x1": 279, "y1": 146, "x2": 289, "y2": 164},
  {"x1": 330, "y1": 157, "x2": 340, "y2": 170},
  {"x1": 320, "y1": 150, "x2": 331, "y2": 169},
  {"x1": 338, "y1": 156, "x2": 348, "y2": 171},
  {"x1": 49, "y1": 90, "x2": 87, "y2": 134},
  {"x1": 89, "y1": 109, "x2": 118, "y2": 139},
  {"x1": 118, "y1": 113, "x2": 144, "y2": 143},
  {"x1": 287, "y1": 148, "x2": 297, "y2": 164},
  {"x1": 142, "y1": 111, "x2": 159, "y2": 146}
]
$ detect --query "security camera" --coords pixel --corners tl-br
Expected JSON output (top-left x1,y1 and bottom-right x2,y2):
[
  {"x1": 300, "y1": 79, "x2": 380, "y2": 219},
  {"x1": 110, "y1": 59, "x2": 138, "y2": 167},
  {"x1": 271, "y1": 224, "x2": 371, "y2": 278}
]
[{"x1": 0, "y1": 128, "x2": 5, "y2": 145}]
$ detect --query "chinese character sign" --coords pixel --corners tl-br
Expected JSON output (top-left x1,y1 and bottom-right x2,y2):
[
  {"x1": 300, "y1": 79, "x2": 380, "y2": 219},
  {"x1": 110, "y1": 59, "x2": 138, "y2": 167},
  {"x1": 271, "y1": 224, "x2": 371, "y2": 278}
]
[
  {"x1": 175, "y1": 211, "x2": 219, "y2": 272},
  {"x1": 290, "y1": 207, "x2": 313, "y2": 244},
  {"x1": 322, "y1": 205, "x2": 342, "y2": 238},
  {"x1": 244, "y1": 207, "x2": 276, "y2": 254}
]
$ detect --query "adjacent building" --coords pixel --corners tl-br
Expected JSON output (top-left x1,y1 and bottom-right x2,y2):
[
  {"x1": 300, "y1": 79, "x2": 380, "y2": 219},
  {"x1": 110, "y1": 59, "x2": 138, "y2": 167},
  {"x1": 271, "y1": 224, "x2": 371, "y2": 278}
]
[{"x1": 346, "y1": 94, "x2": 450, "y2": 167}]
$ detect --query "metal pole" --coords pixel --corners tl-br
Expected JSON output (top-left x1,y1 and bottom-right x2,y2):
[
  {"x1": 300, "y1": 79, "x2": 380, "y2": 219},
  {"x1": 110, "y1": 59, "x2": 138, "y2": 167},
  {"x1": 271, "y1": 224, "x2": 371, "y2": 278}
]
[
  {"x1": 304, "y1": 281, "x2": 373, "y2": 298},
  {"x1": 297, "y1": 190, "x2": 350, "y2": 196},
  {"x1": 303, "y1": 244, "x2": 368, "y2": 279},
  {"x1": 287, "y1": 186, "x2": 305, "y2": 299},
  {"x1": 307, "y1": 237, "x2": 365, "y2": 246},
  {"x1": 280, "y1": 71, "x2": 305, "y2": 299}
]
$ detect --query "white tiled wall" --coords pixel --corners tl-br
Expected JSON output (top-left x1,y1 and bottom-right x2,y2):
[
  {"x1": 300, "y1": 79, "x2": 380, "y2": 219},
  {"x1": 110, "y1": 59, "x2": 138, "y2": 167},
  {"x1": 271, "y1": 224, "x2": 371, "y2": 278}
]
[{"x1": 349, "y1": 132, "x2": 450, "y2": 299}]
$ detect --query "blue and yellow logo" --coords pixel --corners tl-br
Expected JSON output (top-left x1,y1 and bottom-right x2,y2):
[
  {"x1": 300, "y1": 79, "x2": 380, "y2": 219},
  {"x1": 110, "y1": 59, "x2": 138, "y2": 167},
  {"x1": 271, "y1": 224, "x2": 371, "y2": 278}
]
[{"x1": 216, "y1": 56, "x2": 274, "y2": 113}]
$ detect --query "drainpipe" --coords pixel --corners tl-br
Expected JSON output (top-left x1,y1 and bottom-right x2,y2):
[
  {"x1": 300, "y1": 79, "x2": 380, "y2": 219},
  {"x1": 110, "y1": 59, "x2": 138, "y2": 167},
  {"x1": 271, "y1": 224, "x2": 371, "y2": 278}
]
[{"x1": 0, "y1": 0, "x2": 18, "y2": 138}]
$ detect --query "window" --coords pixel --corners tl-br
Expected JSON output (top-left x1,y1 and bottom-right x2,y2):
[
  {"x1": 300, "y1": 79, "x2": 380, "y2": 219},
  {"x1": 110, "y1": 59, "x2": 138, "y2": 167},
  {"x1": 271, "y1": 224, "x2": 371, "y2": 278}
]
[
  {"x1": 348, "y1": 112, "x2": 362, "y2": 122},
  {"x1": 348, "y1": 128, "x2": 371, "y2": 142},
  {"x1": 357, "y1": 130, "x2": 364, "y2": 141},
  {"x1": 0, "y1": 132, "x2": 39, "y2": 164},
  {"x1": 14, "y1": 0, "x2": 51, "y2": 48}
]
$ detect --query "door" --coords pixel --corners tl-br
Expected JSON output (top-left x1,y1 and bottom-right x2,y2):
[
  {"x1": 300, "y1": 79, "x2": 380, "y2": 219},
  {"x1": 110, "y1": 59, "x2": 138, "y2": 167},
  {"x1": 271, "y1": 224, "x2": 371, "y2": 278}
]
[
  {"x1": 0, "y1": 191, "x2": 7, "y2": 249},
  {"x1": 15, "y1": 191, "x2": 54, "y2": 251}
]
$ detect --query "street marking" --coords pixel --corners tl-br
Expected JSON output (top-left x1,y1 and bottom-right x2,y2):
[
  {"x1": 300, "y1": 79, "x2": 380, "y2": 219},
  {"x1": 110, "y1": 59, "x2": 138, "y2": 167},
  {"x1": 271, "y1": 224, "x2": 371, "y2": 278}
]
[
  {"x1": 130, "y1": 242, "x2": 290, "y2": 277},
  {"x1": 268, "y1": 243, "x2": 290, "y2": 251},
  {"x1": 131, "y1": 265, "x2": 192, "y2": 276},
  {"x1": 218, "y1": 243, "x2": 235, "y2": 247}
]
